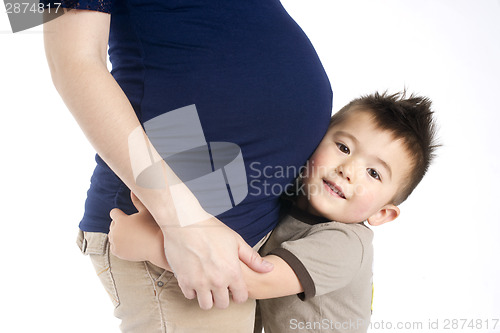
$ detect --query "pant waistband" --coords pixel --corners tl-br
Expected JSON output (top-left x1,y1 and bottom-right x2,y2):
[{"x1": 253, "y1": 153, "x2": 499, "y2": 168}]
[{"x1": 76, "y1": 229, "x2": 109, "y2": 255}]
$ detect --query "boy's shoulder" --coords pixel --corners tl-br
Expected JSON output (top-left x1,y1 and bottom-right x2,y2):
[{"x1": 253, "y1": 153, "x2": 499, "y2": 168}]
[{"x1": 262, "y1": 205, "x2": 373, "y2": 257}]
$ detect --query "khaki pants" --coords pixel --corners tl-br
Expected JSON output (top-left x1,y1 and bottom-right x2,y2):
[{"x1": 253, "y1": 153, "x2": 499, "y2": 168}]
[{"x1": 77, "y1": 229, "x2": 268, "y2": 333}]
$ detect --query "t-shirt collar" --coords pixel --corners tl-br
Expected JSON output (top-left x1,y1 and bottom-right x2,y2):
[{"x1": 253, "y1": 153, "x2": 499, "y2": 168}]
[{"x1": 288, "y1": 204, "x2": 331, "y2": 225}]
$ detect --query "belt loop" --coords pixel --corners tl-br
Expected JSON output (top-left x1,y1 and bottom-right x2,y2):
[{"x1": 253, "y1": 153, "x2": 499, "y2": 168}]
[
  {"x1": 81, "y1": 237, "x2": 88, "y2": 254},
  {"x1": 76, "y1": 229, "x2": 88, "y2": 254}
]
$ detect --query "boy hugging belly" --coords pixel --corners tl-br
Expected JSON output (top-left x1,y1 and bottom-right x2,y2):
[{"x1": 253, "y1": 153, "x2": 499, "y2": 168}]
[{"x1": 109, "y1": 91, "x2": 439, "y2": 333}]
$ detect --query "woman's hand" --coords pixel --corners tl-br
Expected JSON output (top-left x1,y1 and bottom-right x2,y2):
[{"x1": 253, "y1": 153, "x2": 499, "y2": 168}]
[{"x1": 162, "y1": 218, "x2": 274, "y2": 310}]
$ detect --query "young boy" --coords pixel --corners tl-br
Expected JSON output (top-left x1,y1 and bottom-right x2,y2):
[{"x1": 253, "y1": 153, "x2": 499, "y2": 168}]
[{"x1": 109, "y1": 91, "x2": 438, "y2": 333}]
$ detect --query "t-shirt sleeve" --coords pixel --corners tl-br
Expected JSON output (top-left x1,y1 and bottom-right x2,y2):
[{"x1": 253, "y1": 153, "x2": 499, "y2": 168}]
[
  {"x1": 40, "y1": 0, "x2": 112, "y2": 14},
  {"x1": 268, "y1": 225, "x2": 365, "y2": 301}
]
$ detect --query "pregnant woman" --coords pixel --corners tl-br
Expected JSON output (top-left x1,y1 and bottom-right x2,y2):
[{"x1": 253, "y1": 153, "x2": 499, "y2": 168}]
[{"x1": 42, "y1": 0, "x2": 332, "y2": 332}]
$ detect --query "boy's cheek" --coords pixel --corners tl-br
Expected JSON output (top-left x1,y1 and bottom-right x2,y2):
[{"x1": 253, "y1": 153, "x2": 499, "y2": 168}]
[
  {"x1": 350, "y1": 190, "x2": 376, "y2": 217},
  {"x1": 347, "y1": 183, "x2": 373, "y2": 200},
  {"x1": 306, "y1": 154, "x2": 329, "y2": 176}
]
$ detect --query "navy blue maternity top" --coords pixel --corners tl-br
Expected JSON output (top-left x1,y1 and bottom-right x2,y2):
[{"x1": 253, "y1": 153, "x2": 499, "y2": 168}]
[{"x1": 47, "y1": 0, "x2": 332, "y2": 246}]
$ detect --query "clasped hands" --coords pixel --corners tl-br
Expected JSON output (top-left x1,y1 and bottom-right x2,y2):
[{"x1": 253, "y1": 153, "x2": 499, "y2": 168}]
[{"x1": 108, "y1": 192, "x2": 274, "y2": 310}]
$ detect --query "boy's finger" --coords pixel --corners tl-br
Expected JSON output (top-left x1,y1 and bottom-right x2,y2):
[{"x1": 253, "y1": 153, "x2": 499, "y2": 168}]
[
  {"x1": 110, "y1": 207, "x2": 127, "y2": 220},
  {"x1": 130, "y1": 191, "x2": 147, "y2": 212}
]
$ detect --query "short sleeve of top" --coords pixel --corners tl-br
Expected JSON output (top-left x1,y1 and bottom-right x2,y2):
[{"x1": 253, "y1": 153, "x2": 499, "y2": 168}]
[
  {"x1": 40, "y1": 0, "x2": 112, "y2": 14},
  {"x1": 261, "y1": 206, "x2": 374, "y2": 301}
]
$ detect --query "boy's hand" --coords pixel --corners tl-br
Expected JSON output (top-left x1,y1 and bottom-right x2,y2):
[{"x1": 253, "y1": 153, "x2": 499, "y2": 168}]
[{"x1": 108, "y1": 192, "x2": 164, "y2": 263}]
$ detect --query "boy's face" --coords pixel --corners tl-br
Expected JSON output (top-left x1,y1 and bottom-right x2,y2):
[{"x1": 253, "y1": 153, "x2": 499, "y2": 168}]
[{"x1": 298, "y1": 109, "x2": 411, "y2": 225}]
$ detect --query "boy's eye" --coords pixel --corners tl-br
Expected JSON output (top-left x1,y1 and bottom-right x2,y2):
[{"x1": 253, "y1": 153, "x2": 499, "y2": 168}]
[
  {"x1": 336, "y1": 143, "x2": 350, "y2": 155},
  {"x1": 367, "y1": 168, "x2": 381, "y2": 180}
]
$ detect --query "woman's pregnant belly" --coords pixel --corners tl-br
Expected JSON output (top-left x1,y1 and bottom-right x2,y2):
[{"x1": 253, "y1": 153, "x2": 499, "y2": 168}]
[{"x1": 84, "y1": 0, "x2": 332, "y2": 246}]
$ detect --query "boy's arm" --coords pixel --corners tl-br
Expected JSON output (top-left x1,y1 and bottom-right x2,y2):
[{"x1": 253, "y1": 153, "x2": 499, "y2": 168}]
[
  {"x1": 109, "y1": 192, "x2": 303, "y2": 299},
  {"x1": 241, "y1": 255, "x2": 304, "y2": 300},
  {"x1": 109, "y1": 210, "x2": 303, "y2": 299}
]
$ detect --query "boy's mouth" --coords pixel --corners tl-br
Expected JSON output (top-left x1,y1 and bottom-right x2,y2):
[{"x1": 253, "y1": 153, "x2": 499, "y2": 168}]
[{"x1": 323, "y1": 179, "x2": 346, "y2": 199}]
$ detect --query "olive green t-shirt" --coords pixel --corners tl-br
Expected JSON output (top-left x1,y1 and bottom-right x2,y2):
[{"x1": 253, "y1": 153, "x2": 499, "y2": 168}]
[{"x1": 258, "y1": 205, "x2": 374, "y2": 333}]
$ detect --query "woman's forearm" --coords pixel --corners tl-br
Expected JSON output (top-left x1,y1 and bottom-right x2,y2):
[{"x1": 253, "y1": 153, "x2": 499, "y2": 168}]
[{"x1": 49, "y1": 58, "x2": 177, "y2": 221}]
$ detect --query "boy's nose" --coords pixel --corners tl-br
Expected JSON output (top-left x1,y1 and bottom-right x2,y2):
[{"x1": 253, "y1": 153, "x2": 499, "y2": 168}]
[
  {"x1": 337, "y1": 164, "x2": 352, "y2": 182},
  {"x1": 337, "y1": 158, "x2": 363, "y2": 183}
]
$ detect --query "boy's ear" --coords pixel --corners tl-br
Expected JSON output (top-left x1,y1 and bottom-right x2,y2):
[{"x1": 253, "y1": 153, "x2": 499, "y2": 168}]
[{"x1": 367, "y1": 204, "x2": 400, "y2": 226}]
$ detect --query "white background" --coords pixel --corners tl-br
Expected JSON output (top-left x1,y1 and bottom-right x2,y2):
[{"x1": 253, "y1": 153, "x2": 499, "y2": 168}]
[{"x1": 1, "y1": 1, "x2": 499, "y2": 332}]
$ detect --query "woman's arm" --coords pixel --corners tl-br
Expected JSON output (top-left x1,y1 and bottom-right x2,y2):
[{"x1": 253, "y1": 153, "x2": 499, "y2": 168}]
[
  {"x1": 43, "y1": 9, "x2": 175, "y2": 220},
  {"x1": 43, "y1": 9, "x2": 272, "y2": 310}
]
